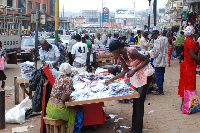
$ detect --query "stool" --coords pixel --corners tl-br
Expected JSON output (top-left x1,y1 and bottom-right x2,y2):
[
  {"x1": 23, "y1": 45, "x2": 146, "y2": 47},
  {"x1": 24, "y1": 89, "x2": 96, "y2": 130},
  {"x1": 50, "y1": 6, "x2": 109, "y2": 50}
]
[
  {"x1": 14, "y1": 77, "x2": 31, "y2": 105},
  {"x1": 43, "y1": 117, "x2": 65, "y2": 133}
]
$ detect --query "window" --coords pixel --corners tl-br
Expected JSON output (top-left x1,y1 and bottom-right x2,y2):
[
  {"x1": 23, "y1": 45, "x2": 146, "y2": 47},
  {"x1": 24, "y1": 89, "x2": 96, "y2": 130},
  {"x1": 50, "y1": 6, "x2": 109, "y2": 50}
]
[
  {"x1": 28, "y1": 1, "x2": 32, "y2": 9},
  {"x1": 7, "y1": 0, "x2": 12, "y2": 7},
  {"x1": 42, "y1": 4, "x2": 46, "y2": 11},
  {"x1": 36, "y1": 2, "x2": 40, "y2": 10}
]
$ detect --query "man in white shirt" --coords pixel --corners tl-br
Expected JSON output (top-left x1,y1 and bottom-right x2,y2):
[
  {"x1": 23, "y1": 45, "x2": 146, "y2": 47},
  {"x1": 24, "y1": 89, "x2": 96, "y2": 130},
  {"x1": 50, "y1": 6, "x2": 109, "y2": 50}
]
[
  {"x1": 107, "y1": 32, "x2": 114, "y2": 45},
  {"x1": 71, "y1": 34, "x2": 88, "y2": 68},
  {"x1": 68, "y1": 35, "x2": 77, "y2": 65},
  {"x1": 150, "y1": 30, "x2": 169, "y2": 95}
]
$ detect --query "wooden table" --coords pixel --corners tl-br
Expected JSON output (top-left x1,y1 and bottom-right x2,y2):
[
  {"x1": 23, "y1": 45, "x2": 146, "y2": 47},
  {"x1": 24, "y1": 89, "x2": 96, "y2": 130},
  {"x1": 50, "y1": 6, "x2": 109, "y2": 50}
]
[
  {"x1": 65, "y1": 91, "x2": 140, "y2": 107},
  {"x1": 14, "y1": 77, "x2": 31, "y2": 105}
]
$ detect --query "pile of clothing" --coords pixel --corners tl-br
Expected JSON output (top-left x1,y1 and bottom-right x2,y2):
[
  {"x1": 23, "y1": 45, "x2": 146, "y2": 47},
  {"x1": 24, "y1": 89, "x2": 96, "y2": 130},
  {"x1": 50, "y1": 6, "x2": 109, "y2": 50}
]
[
  {"x1": 71, "y1": 72, "x2": 134, "y2": 101},
  {"x1": 20, "y1": 61, "x2": 35, "y2": 79}
]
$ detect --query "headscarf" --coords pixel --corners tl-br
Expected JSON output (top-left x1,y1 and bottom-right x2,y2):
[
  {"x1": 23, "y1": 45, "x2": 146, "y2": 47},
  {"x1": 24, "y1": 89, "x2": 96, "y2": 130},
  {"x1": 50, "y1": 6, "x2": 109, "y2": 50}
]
[
  {"x1": 97, "y1": 33, "x2": 101, "y2": 36},
  {"x1": 183, "y1": 26, "x2": 195, "y2": 36},
  {"x1": 59, "y1": 63, "x2": 72, "y2": 77}
]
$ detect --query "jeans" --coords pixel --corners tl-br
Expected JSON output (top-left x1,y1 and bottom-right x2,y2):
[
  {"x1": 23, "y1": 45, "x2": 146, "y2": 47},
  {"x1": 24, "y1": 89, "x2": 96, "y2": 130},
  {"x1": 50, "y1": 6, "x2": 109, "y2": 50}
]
[
  {"x1": 155, "y1": 67, "x2": 165, "y2": 94},
  {"x1": 92, "y1": 52, "x2": 97, "y2": 67},
  {"x1": 131, "y1": 76, "x2": 153, "y2": 133}
]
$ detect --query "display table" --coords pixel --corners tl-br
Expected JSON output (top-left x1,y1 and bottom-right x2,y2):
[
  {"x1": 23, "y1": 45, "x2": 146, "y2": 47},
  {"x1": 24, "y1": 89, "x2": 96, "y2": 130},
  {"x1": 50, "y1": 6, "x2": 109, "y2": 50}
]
[
  {"x1": 65, "y1": 91, "x2": 140, "y2": 126},
  {"x1": 14, "y1": 77, "x2": 31, "y2": 105}
]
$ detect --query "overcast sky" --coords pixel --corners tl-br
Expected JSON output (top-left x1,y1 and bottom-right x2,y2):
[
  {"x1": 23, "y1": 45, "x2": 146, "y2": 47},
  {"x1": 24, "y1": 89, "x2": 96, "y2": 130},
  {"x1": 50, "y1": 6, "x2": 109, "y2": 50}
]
[{"x1": 59, "y1": 0, "x2": 168, "y2": 12}]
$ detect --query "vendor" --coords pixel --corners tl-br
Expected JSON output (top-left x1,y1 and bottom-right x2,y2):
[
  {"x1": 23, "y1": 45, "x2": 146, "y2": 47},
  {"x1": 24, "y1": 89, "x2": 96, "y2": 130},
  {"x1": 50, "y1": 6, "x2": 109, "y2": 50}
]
[
  {"x1": 105, "y1": 41, "x2": 154, "y2": 133},
  {"x1": 39, "y1": 39, "x2": 60, "y2": 69},
  {"x1": 46, "y1": 63, "x2": 77, "y2": 133}
]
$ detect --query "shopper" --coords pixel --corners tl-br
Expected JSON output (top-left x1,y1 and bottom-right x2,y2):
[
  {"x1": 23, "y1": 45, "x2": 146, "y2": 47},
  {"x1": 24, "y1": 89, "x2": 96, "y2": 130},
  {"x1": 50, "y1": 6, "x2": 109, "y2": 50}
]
[
  {"x1": 0, "y1": 41, "x2": 6, "y2": 88},
  {"x1": 150, "y1": 30, "x2": 169, "y2": 95},
  {"x1": 105, "y1": 40, "x2": 154, "y2": 133},
  {"x1": 94, "y1": 33, "x2": 103, "y2": 44},
  {"x1": 167, "y1": 32, "x2": 174, "y2": 66},
  {"x1": 58, "y1": 37, "x2": 66, "y2": 66},
  {"x1": 130, "y1": 33, "x2": 135, "y2": 44},
  {"x1": 68, "y1": 35, "x2": 77, "y2": 66},
  {"x1": 134, "y1": 30, "x2": 142, "y2": 45},
  {"x1": 174, "y1": 31, "x2": 185, "y2": 63},
  {"x1": 46, "y1": 63, "x2": 76, "y2": 133},
  {"x1": 140, "y1": 31, "x2": 149, "y2": 51},
  {"x1": 178, "y1": 26, "x2": 200, "y2": 110},
  {"x1": 71, "y1": 34, "x2": 88, "y2": 68}
]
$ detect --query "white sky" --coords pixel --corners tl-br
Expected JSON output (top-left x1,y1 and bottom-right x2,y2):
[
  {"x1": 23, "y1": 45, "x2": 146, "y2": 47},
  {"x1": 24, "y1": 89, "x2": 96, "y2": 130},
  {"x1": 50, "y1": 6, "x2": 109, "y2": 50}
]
[{"x1": 59, "y1": 0, "x2": 168, "y2": 12}]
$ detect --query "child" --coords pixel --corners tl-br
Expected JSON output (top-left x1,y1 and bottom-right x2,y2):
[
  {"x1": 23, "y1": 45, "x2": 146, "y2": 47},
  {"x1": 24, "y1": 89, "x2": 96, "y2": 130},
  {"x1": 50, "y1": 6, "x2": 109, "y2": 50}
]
[{"x1": 0, "y1": 41, "x2": 6, "y2": 88}]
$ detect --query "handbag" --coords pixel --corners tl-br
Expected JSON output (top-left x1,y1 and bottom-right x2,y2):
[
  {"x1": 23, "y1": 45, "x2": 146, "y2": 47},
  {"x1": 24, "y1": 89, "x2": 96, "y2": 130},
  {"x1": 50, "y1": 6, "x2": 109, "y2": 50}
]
[
  {"x1": 182, "y1": 90, "x2": 200, "y2": 114},
  {"x1": 0, "y1": 56, "x2": 5, "y2": 70}
]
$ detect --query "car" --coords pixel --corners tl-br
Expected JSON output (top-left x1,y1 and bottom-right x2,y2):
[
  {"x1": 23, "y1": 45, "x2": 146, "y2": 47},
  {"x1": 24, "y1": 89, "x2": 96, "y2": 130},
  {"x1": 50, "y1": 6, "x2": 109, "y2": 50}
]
[{"x1": 17, "y1": 37, "x2": 40, "y2": 61}]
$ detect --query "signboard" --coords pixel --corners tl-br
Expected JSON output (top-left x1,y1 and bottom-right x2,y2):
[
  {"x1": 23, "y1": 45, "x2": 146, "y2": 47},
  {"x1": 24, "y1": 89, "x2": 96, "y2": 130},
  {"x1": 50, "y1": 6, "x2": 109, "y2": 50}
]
[
  {"x1": 115, "y1": 9, "x2": 135, "y2": 19},
  {"x1": 102, "y1": 7, "x2": 109, "y2": 22}
]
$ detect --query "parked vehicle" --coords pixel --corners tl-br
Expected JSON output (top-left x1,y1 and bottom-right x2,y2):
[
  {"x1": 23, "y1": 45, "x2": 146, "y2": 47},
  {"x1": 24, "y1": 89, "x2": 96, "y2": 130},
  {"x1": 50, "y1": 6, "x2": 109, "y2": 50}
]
[{"x1": 17, "y1": 37, "x2": 40, "y2": 61}]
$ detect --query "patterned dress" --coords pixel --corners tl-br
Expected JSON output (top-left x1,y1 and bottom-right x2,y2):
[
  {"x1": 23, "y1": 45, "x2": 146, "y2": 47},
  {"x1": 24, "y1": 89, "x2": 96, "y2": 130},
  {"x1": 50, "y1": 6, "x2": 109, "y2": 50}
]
[
  {"x1": 58, "y1": 42, "x2": 66, "y2": 66},
  {"x1": 46, "y1": 75, "x2": 76, "y2": 133},
  {"x1": 178, "y1": 36, "x2": 198, "y2": 98}
]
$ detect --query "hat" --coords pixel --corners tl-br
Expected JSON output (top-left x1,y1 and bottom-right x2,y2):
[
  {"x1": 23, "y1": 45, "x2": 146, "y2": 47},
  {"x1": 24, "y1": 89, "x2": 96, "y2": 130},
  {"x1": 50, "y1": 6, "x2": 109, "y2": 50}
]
[
  {"x1": 121, "y1": 36, "x2": 127, "y2": 40},
  {"x1": 183, "y1": 26, "x2": 195, "y2": 36},
  {"x1": 109, "y1": 40, "x2": 123, "y2": 52},
  {"x1": 97, "y1": 33, "x2": 101, "y2": 36}
]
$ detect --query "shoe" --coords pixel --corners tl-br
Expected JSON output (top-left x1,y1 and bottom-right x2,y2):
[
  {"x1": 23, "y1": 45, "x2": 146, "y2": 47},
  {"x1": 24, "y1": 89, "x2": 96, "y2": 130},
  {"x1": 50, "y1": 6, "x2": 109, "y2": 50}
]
[{"x1": 153, "y1": 91, "x2": 164, "y2": 95}]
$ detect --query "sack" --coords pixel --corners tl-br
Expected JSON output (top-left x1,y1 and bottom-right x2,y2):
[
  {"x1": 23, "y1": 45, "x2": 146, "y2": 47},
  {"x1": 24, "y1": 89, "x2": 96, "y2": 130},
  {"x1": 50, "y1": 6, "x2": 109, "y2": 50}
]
[
  {"x1": 0, "y1": 56, "x2": 5, "y2": 70},
  {"x1": 182, "y1": 90, "x2": 200, "y2": 114}
]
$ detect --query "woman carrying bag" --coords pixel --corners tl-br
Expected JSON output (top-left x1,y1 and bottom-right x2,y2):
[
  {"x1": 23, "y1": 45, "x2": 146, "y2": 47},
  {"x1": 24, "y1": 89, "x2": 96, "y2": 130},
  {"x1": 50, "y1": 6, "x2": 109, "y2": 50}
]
[{"x1": 0, "y1": 41, "x2": 6, "y2": 88}]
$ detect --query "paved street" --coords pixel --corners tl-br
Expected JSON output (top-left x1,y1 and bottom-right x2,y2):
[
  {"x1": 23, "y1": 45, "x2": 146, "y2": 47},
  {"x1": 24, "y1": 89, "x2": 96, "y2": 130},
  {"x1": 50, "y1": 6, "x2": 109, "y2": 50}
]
[{"x1": 1, "y1": 59, "x2": 200, "y2": 133}]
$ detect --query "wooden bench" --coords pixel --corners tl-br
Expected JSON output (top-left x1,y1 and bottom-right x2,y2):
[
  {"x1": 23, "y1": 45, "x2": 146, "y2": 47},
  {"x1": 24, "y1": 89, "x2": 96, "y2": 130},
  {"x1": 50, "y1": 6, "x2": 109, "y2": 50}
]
[{"x1": 43, "y1": 117, "x2": 65, "y2": 133}]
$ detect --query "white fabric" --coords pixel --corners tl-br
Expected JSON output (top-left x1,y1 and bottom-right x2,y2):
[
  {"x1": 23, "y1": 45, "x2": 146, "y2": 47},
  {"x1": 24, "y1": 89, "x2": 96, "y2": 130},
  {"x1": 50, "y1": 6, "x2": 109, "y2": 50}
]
[
  {"x1": 150, "y1": 36, "x2": 169, "y2": 67},
  {"x1": 183, "y1": 26, "x2": 195, "y2": 36},
  {"x1": 107, "y1": 37, "x2": 114, "y2": 45},
  {"x1": 71, "y1": 42, "x2": 88, "y2": 65},
  {"x1": 94, "y1": 38, "x2": 103, "y2": 44},
  {"x1": 68, "y1": 39, "x2": 77, "y2": 52},
  {"x1": 59, "y1": 63, "x2": 71, "y2": 75}
]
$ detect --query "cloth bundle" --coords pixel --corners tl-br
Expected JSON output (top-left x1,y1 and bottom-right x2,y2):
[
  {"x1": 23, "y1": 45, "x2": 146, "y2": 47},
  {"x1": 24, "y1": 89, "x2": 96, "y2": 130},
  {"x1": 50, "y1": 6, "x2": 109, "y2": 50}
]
[{"x1": 20, "y1": 61, "x2": 35, "y2": 79}]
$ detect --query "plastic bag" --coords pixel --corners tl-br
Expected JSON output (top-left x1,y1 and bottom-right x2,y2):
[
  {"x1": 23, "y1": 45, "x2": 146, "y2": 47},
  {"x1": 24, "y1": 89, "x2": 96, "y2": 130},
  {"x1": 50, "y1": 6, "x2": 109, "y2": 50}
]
[
  {"x1": 0, "y1": 56, "x2": 5, "y2": 70},
  {"x1": 182, "y1": 90, "x2": 200, "y2": 114},
  {"x1": 5, "y1": 97, "x2": 32, "y2": 124}
]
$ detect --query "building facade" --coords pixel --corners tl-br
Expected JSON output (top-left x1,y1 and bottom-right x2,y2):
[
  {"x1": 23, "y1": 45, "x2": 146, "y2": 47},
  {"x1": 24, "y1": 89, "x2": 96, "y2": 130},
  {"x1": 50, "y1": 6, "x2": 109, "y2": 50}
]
[{"x1": 82, "y1": 10, "x2": 100, "y2": 23}]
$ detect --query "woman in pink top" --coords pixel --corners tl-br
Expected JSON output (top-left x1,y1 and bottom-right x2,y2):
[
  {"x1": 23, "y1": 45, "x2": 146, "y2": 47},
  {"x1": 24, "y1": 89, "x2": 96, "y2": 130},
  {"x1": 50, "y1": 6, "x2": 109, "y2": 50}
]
[{"x1": 105, "y1": 41, "x2": 154, "y2": 133}]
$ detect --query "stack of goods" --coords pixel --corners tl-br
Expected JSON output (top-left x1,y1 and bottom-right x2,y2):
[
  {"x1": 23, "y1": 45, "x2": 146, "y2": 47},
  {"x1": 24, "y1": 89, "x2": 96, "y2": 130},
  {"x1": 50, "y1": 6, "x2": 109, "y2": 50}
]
[
  {"x1": 20, "y1": 61, "x2": 35, "y2": 79},
  {"x1": 95, "y1": 44, "x2": 106, "y2": 54},
  {"x1": 70, "y1": 71, "x2": 134, "y2": 101}
]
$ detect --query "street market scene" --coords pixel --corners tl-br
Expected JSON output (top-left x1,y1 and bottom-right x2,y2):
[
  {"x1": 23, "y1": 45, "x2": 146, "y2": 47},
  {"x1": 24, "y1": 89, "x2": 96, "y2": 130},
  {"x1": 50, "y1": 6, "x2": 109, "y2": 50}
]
[{"x1": 0, "y1": 0, "x2": 200, "y2": 133}]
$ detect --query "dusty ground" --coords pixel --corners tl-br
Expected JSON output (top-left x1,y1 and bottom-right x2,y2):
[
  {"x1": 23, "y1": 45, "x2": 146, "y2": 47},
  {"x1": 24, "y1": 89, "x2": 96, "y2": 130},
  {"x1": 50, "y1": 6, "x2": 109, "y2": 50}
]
[{"x1": 1, "y1": 59, "x2": 200, "y2": 133}]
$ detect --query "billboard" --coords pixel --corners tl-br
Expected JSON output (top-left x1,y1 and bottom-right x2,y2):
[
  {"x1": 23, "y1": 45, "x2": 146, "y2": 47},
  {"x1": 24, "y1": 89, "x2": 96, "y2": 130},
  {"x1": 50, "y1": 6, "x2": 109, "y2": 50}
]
[
  {"x1": 102, "y1": 7, "x2": 109, "y2": 22},
  {"x1": 115, "y1": 9, "x2": 135, "y2": 19}
]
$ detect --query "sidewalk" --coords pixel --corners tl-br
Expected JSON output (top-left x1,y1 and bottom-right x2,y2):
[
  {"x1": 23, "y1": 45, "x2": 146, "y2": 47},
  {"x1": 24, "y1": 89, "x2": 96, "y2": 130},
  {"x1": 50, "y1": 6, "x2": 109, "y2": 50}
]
[{"x1": 1, "y1": 59, "x2": 200, "y2": 133}]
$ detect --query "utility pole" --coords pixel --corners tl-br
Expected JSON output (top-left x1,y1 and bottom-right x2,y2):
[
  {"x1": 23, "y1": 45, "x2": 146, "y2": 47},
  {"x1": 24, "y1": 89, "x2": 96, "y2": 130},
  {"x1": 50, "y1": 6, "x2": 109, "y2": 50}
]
[
  {"x1": 153, "y1": 0, "x2": 157, "y2": 26},
  {"x1": 148, "y1": 0, "x2": 151, "y2": 32},
  {"x1": 55, "y1": 0, "x2": 59, "y2": 46},
  {"x1": 35, "y1": 10, "x2": 39, "y2": 69},
  {"x1": 0, "y1": 89, "x2": 5, "y2": 130}
]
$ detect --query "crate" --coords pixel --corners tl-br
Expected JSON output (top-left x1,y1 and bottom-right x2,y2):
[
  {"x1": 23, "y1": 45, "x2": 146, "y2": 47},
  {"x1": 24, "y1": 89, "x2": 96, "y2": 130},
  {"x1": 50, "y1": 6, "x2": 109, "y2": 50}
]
[{"x1": 96, "y1": 54, "x2": 114, "y2": 67}]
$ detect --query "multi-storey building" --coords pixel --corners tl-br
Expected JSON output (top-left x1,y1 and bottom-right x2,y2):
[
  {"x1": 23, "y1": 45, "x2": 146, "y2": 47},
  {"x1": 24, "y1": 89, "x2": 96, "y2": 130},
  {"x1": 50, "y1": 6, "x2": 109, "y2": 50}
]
[{"x1": 82, "y1": 10, "x2": 100, "y2": 23}]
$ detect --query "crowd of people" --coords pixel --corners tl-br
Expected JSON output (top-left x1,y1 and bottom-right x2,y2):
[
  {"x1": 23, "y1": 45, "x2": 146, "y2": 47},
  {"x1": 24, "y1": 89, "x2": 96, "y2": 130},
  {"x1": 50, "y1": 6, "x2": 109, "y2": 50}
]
[{"x1": 18, "y1": 24, "x2": 200, "y2": 133}]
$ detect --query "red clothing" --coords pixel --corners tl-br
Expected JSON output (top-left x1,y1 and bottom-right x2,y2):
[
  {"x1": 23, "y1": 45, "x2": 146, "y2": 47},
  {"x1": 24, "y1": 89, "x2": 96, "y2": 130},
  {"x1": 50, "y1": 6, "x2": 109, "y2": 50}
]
[{"x1": 178, "y1": 36, "x2": 198, "y2": 98}]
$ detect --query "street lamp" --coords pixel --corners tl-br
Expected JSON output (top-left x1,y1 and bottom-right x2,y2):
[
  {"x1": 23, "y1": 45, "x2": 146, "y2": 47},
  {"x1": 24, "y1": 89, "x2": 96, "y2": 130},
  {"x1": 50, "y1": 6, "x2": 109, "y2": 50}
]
[{"x1": 148, "y1": 0, "x2": 151, "y2": 32}]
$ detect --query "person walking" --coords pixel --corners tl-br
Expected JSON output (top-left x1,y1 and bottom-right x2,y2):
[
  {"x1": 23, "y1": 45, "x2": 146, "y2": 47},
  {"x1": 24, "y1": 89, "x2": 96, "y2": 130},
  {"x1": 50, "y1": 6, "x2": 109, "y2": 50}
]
[
  {"x1": 167, "y1": 32, "x2": 173, "y2": 67},
  {"x1": 68, "y1": 35, "x2": 77, "y2": 66},
  {"x1": 150, "y1": 30, "x2": 169, "y2": 95},
  {"x1": 174, "y1": 31, "x2": 185, "y2": 63},
  {"x1": 105, "y1": 40, "x2": 154, "y2": 133},
  {"x1": 178, "y1": 26, "x2": 200, "y2": 110},
  {"x1": 0, "y1": 41, "x2": 6, "y2": 88}
]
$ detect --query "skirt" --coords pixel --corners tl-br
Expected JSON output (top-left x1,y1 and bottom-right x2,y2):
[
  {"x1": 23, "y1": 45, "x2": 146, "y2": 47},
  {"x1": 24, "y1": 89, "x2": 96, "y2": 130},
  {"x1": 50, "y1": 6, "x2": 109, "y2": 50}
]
[{"x1": 0, "y1": 70, "x2": 7, "y2": 80}]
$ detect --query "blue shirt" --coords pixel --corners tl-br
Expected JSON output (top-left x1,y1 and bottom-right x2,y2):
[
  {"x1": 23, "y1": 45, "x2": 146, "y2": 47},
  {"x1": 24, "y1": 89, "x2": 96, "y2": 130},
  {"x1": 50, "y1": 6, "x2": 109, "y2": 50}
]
[
  {"x1": 39, "y1": 44, "x2": 60, "y2": 62},
  {"x1": 130, "y1": 37, "x2": 135, "y2": 42}
]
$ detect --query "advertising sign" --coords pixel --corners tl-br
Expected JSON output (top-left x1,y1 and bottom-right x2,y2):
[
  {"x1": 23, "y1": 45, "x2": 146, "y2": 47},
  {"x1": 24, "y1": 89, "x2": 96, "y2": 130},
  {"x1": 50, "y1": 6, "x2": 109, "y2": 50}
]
[{"x1": 102, "y1": 7, "x2": 109, "y2": 22}]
